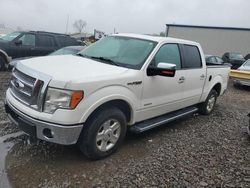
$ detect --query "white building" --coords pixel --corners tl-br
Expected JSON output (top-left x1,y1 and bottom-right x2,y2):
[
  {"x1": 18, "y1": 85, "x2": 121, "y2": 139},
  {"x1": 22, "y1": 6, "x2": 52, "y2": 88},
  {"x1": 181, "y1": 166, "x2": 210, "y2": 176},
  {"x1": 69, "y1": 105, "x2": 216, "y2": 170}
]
[{"x1": 166, "y1": 24, "x2": 250, "y2": 57}]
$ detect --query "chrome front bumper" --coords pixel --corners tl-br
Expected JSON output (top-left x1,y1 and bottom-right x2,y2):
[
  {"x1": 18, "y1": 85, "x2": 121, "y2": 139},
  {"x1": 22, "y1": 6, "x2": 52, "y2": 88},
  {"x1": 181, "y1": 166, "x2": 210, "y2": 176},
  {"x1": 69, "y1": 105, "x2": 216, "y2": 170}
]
[{"x1": 5, "y1": 99, "x2": 83, "y2": 145}]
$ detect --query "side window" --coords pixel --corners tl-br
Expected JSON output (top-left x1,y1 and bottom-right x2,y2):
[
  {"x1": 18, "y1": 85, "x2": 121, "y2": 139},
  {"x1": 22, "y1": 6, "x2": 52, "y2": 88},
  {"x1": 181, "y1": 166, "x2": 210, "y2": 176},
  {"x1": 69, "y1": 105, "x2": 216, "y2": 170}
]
[
  {"x1": 216, "y1": 57, "x2": 224, "y2": 64},
  {"x1": 153, "y1": 44, "x2": 181, "y2": 69},
  {"x1": 37, "y1": 35, "x2": 56, "y2": 47},
  {"x1": 210, "y1": 57, "x2": 217, "y2": 63},
  {"x1": 58, "y1": 36, "x2": 77, "y2": 47},
  {"x1": 58, "y1": 36, "x2": 67, "y2": 46},
  {"x1": 182, "y1": 45, "x2": 202, "y2": 69},
  {"x1": 19, "y1": 34, "x2": 35, "y2": 46}
]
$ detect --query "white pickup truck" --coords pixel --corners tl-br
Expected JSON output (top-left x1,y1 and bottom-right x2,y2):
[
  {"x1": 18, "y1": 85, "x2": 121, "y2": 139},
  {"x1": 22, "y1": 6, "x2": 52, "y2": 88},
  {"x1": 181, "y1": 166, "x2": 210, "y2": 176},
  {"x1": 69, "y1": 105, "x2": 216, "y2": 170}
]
[{"x1": 5, "y1": 34, "x2": 230, "y2": 159}]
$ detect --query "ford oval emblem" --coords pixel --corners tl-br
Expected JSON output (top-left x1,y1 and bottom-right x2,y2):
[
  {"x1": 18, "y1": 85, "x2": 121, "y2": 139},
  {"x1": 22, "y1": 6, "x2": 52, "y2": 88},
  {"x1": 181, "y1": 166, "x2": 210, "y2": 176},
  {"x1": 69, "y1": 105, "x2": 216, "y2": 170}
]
[{"x1": 14, "y1": 79, "x2": 24, "y2": 89}]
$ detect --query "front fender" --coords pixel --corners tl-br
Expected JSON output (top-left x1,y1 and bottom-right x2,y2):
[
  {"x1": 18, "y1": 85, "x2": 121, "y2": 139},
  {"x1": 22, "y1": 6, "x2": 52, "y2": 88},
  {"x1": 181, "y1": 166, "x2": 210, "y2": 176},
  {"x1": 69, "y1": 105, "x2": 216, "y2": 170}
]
[{"x1": 79, "y1": 85, "x2": 139, "y2": 125}]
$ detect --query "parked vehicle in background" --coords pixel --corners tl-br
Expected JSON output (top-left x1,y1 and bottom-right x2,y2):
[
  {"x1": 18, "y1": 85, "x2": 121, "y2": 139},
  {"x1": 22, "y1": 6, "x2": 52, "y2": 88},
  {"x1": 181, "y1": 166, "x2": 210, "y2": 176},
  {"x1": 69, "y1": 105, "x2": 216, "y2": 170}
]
[
  {"x1": 0, "y1": 31, "x2": 82, "y2": 70},
  {"x1": 49, "y1": 45, "x2": 86, "y2": 56},
  {"x1": 238, "y1": 59, "x2": 250, "y2": 72},
  {"x1": 222, "y1": 52, "x2": 245, "y2": 69},
  {"x1": 230, "y1": 59, "x2": 250, "y2": 87},
  {"x1": 245, "y1": 54, "x2": 250, "y2": 60},
  {"x1": 5, "y1": 33, "x2": 230, "y2": 159},
  {"x1": 9, "y1": 45, "x2": 87, "y2": 69},
  {"x1": 205, "y1": 55, "x2": 224, "y2": 65}
]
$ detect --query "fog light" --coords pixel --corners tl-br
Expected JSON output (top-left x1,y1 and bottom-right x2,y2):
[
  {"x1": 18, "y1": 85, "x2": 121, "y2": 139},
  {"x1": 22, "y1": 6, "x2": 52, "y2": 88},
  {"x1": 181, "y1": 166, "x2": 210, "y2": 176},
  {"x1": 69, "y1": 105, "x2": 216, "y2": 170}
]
[{"x1": 43, "y1": 128, "x2": 54, "y2": 139}]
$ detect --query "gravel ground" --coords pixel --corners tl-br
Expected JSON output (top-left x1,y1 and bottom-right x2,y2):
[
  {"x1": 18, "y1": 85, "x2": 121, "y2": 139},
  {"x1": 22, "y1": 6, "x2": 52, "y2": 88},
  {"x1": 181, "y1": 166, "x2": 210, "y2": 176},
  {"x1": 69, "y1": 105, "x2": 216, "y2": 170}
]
[{"x1": 0, "y1": 71, "x2": 250, "y2": 187}]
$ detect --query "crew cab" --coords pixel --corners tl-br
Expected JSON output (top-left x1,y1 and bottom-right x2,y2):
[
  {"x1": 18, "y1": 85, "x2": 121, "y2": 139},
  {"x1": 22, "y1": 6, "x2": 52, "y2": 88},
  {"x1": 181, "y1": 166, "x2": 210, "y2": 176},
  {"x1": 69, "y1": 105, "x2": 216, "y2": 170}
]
[{"x1": 5, "y1": 34, "x2": 230, "y2": 159}]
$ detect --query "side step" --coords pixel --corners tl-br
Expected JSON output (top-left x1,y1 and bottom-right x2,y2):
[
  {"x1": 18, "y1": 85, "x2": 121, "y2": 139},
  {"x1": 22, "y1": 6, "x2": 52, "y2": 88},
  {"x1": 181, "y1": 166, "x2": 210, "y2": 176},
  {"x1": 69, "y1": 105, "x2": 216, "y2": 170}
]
[{"x1": 130, "y1": 106, "x2": 198, "y2": 133}]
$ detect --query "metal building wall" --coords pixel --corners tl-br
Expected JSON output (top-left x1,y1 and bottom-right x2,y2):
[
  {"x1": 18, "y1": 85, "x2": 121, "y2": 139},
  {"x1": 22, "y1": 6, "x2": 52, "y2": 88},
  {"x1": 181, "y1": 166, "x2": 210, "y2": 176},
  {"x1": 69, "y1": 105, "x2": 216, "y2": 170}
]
[{"x1": 167, "y1": 25, "x2": 250, "y2": 57}]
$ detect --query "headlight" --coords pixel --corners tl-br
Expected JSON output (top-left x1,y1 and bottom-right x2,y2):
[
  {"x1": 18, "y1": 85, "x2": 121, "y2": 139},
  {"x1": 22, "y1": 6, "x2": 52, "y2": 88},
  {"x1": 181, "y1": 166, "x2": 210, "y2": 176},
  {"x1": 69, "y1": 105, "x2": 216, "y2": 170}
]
[{"x1": 44, "y1": 87, "x2": 84, "y2": 114}]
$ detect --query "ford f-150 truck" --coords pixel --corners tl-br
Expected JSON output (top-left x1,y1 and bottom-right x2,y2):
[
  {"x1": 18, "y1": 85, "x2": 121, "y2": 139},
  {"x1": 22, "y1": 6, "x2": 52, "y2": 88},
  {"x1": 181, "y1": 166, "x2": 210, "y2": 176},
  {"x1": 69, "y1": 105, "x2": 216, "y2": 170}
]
[{"x1": 5, "y1": 34, "x2": 230, "y2": 159}]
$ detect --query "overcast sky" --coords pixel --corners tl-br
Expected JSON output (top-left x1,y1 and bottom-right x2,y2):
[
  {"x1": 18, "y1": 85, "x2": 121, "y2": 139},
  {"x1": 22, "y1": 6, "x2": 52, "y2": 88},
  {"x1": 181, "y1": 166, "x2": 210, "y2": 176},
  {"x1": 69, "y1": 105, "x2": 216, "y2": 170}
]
[{"x1": 0, "y1": 0, "x2": 250, "y2": 35}]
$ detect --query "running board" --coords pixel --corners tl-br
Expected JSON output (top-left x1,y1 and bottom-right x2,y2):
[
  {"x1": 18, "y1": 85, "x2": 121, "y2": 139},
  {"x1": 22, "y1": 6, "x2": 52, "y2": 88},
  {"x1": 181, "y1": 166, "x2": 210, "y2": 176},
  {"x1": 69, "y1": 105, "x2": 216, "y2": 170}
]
[{"x1": 130, "y1": 106, "x2": 198, "y2": 133}]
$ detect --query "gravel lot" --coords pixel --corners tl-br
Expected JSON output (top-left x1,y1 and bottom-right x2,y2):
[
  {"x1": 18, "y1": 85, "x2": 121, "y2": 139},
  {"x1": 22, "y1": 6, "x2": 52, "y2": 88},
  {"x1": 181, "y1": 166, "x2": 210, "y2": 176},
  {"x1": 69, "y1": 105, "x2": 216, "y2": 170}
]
[{"x1": 0, "y1": 71, "x2": 250, "y2": 187}]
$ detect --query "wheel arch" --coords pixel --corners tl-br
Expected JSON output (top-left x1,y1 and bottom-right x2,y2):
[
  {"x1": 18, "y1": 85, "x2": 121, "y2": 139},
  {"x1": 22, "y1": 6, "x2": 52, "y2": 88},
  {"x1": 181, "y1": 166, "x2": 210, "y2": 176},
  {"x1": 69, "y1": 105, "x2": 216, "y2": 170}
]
[
  {"x1": 0, "y1": 49, "x2": 10, "y2": 63},
  {"x1": 84, "y1": 99, "x2": 133, "y2": 125},
  {"x1": 212, "y1": 82, "x2": 222, "y2": 95}
]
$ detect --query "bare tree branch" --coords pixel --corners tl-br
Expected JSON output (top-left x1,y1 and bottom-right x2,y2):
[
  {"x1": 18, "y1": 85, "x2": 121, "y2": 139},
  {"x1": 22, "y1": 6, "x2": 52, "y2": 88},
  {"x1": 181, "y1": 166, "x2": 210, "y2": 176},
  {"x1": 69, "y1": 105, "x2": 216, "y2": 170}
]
[{"x1": 73, "y1": 19, "x2": 87, "y2": 34}]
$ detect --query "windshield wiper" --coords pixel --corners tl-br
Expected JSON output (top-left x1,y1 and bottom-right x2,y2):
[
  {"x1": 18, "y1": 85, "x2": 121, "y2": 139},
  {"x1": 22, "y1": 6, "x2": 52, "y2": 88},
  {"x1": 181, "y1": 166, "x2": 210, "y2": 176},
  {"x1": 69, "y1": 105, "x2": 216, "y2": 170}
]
[
  {"x1": 76, "y1": 54, "x2": 120, "y2": 66},
  {"x1": 88, "y1": 56, "x2": 120, "y2": 66},
  {"x1": 76, "y1": 53, "x2": 87, "y2": 58}
]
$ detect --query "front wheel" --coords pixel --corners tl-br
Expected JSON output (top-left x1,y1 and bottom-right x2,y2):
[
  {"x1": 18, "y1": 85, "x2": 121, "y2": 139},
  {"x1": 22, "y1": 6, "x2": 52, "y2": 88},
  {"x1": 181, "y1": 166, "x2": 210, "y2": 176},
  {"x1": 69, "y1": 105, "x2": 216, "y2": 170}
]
[
  {"x1": 199, "y1": 89, "x2": 218, "y2": 115},
  {"x1": 78, "y1": 107, "x2": 127, "y2": 160}
]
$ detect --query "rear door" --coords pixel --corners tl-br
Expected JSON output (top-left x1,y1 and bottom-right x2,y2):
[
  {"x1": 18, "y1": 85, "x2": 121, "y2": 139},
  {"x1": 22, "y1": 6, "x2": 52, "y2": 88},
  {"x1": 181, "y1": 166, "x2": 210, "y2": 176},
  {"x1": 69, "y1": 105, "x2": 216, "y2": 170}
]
[
  {"x1": 179, "y1": 44, "x2": 206, "y2": 106},
  {"x1": 35, "y1": 34, "x2": 58, "y2": 56}
]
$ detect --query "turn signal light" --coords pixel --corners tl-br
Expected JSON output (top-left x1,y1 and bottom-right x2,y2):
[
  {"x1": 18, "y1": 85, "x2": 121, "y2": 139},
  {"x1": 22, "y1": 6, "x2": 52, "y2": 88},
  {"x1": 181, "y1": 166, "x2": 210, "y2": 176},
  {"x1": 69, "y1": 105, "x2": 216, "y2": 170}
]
[{"x1": 70, "y1": 91, "x2": 84, "y2": 109}]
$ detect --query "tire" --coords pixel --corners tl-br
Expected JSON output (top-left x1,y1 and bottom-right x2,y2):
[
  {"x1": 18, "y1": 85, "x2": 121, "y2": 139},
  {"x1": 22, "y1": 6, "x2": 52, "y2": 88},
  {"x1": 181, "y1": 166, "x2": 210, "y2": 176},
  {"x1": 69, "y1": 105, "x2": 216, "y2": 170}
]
[
  {"x1": 233, "y1": 81, "x2": 242, "y2": 89},
  {"x1": 0, "y1": 56, "x2": 6, "y2": 71},
  {"x1": 78, "y1": 107, "x2": 127, "y2": 160},
  {"x1": 199, "y1": 89, "x2": 218, "y2": 115}
]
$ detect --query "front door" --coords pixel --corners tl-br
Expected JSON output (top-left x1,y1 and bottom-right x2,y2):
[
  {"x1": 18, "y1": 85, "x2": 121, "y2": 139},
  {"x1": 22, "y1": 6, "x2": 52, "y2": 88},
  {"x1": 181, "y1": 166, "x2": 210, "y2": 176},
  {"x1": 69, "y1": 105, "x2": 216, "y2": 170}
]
[
  {"x1": 11, "y1": 33, "x2": 36, "y2": 58},
  {"x1": 138, "y1": 43, "x2": 185, "y2": 122}
]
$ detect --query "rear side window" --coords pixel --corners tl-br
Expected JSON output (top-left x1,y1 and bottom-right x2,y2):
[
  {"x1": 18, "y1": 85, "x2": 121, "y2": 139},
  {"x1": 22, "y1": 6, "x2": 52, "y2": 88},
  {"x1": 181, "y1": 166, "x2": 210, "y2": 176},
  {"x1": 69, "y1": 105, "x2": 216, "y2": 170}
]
[
  {"x1": 153, "y1": 44, "x2": 181, "y2": 69},
  {"x1": 58, "y1": 36, "x2": 78, "y2": 46},
  {"x1": 182, "y1": 45, "x2": 202, "y2": 69},
  {"x1": 37, "y1": 35, "x2": 56, "y2": 47}
]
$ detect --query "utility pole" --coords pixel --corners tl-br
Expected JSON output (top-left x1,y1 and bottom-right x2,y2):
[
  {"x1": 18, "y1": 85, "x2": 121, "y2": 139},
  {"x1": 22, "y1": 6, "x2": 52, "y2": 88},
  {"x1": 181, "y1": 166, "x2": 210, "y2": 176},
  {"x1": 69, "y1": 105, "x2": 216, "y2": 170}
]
[{"x1": 65, "y1": 15, "x2": 69, "y2": 34}]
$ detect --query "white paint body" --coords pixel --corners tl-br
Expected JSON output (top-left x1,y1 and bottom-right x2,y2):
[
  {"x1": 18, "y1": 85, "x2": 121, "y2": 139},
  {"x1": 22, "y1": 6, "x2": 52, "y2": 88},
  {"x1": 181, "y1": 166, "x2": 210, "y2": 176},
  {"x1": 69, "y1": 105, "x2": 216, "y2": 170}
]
[{"x1": 6, "y1": 33, "x2": 230, "y2": 144}]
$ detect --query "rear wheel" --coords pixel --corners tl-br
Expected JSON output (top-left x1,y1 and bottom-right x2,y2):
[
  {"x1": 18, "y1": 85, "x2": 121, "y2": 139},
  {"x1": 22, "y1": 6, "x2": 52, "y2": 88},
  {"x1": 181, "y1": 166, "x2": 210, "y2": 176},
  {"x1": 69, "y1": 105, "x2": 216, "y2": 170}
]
[
  {"x1": 78, "y1": 107, "x2": 127, "y2": 160},
  {"x1": 199, "y1": 89, "x2": 218, "y2": 115},
  {"x1": 0, "y1": 56, "x2": 6, "y2": 71}
]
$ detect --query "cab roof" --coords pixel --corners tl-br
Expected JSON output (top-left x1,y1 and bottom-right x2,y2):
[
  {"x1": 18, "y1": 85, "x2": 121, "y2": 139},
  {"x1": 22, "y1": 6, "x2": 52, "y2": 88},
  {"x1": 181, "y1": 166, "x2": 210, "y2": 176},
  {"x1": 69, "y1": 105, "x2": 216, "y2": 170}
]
[{"x1": 113, "y1": 33, "x2": 200, "y2": 46}]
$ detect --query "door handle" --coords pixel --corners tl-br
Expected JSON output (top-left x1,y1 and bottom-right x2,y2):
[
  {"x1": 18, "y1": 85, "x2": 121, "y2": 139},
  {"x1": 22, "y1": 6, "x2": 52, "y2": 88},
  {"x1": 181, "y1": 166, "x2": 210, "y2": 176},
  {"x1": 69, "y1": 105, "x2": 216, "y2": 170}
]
[
  {"x1": 178, "y1": 76, "x2": 185, "y2": 83},
  {"x1": 200, "y1": 74, "x2": 205, "y2": 80}
]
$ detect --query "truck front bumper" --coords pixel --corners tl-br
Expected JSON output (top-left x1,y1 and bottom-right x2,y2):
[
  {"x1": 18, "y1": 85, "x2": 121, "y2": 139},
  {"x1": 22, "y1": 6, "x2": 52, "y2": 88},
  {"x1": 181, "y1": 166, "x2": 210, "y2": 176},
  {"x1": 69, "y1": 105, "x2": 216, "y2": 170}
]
[{"x1": 5, "y1": 100, "x2": 83, "y2": 145}]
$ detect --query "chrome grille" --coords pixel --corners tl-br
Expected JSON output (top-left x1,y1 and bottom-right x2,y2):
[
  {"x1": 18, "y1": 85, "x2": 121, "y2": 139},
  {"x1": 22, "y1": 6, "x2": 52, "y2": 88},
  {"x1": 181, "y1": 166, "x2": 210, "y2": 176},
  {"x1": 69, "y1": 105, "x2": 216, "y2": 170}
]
[{"x1": 10, "y1": 68, "x2": 44, "y2": 110}]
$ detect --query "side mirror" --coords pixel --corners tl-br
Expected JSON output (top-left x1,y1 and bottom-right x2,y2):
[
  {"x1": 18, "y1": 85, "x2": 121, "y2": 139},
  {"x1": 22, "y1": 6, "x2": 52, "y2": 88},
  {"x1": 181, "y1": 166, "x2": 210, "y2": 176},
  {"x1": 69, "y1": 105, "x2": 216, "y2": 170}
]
[
  {"x1": 147, "y1": 62, "x2": 176, "y2": 77},
  {"x1": 15, "y1": 40, "x2": 22, "y2": 46}
]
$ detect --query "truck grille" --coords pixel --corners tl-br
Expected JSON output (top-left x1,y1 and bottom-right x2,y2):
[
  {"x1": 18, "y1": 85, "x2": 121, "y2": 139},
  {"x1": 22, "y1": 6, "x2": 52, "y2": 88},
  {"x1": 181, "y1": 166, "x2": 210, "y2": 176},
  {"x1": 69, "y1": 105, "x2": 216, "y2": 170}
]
[{"x1": 10, "y1": 68, "x2": 44, "y2": 110}]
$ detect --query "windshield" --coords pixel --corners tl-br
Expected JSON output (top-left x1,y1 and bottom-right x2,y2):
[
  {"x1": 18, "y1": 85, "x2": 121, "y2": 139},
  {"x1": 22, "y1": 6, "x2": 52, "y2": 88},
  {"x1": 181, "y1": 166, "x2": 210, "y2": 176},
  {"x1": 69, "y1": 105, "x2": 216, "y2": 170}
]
[
  {"x1": 79, "y1": 36, "x2": 157, "y2": 69},
  {"x1": 244, "y1": 59, "x2": 250, "y2": 67},
  {"x1": 0, "y1": 32, "x2": 20, "y2": 42},
  {"x1": 49, "y1": 48, "x2": 79, "y2": 56},
  {"x1": 229, "y1": 53, "x2": 244, "y2": 59}
]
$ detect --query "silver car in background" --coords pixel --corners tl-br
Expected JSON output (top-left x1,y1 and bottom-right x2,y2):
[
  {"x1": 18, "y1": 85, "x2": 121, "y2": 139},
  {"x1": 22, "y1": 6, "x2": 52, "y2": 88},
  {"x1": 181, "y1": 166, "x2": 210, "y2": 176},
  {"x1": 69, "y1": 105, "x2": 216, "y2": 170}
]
[{"x1": 233, "y1": 59, "x2": 250, "y2": 87}]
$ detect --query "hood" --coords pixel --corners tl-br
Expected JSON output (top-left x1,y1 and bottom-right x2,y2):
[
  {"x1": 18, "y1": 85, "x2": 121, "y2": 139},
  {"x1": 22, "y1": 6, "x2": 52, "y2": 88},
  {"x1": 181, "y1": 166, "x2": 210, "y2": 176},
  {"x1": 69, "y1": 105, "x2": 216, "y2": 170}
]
[{"x1": 17, "y1": 55, "x2": 129, "y2": 82}]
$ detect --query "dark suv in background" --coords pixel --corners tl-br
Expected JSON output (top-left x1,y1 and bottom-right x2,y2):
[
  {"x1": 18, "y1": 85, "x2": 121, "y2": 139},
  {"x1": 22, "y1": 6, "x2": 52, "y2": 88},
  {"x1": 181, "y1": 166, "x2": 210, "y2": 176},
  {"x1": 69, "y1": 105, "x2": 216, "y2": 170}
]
[
  {"x1": 0, "y1": 31, "x2": 82, "y2": 70},
  {"x1": 222, "y1": 52, "x2": 245, "y2": 69}
]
